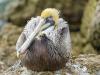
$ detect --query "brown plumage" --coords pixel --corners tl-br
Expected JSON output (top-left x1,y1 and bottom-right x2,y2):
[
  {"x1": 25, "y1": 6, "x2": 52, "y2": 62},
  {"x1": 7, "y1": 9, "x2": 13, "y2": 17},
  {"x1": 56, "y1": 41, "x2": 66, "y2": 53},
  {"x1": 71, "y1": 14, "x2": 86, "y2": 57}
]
[{"x1": 21, "y1": 34, "x2": 68, "y2": 71}]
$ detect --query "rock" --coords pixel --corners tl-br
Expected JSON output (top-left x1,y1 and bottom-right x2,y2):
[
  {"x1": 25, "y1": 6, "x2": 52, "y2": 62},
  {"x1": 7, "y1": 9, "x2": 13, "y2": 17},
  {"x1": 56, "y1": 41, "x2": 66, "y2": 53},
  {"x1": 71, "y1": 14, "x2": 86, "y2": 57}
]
[
  {"x1": 89, "y1": 0, "x2": 100, "y2": 52},
  {"x1": 0, "y1": 23, "x2": 23, "y2": 66},
  {"x1": 73, "y1": 0, "x2": 100, "y2": 54},
  {"x1": 0, "y1": 23, "x2": 23, "y2": 46},
  {"x1": 75, "y1": 54, "x2": 100, "y2": 74},
  {"x1": 81, "y1": 0, "x2": 97, "y2": 37},
  {"x1": 0, "y1": 61, "x2": 8, "y2": 73},
  {"x1": 82, "y1": 44, "x2": 97, "y2": 54},
  {"x1": 71, "y1": 32, "x2": 97, "y2": 56},
  {"x1": 0, "y1": 54, "x2": 100, "y2": 75}
]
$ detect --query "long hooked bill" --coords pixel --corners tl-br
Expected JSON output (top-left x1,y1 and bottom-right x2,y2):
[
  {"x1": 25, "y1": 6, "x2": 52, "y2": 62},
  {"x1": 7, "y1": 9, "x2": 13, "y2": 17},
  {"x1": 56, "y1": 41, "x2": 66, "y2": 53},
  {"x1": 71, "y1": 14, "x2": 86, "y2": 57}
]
[{"x1": 17, "y1": 19, "x2": 45, "y2": 58}]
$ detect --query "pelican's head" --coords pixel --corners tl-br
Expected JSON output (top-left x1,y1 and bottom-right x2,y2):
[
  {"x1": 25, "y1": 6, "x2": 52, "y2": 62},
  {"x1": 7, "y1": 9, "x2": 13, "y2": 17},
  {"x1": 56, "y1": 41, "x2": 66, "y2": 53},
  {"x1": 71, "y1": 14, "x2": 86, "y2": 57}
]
[{"x1": 41, "y1": 8, "x2": 59, "y2": 25}]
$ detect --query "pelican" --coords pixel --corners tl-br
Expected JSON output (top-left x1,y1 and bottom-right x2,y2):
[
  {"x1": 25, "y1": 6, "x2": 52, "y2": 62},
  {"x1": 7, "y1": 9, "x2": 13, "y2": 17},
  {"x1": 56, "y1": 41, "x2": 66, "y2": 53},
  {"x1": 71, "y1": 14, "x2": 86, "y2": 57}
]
[{"x1": 16, "y1": 8, "x2": 72, "y2": 72}]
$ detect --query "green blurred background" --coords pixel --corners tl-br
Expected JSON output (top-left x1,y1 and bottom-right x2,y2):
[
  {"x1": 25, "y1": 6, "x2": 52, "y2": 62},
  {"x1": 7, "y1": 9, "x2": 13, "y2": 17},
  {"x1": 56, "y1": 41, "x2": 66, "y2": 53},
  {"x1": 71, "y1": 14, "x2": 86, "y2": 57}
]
[{"x1": 0, "y1": 0, "x2": 99, "y2": 70}]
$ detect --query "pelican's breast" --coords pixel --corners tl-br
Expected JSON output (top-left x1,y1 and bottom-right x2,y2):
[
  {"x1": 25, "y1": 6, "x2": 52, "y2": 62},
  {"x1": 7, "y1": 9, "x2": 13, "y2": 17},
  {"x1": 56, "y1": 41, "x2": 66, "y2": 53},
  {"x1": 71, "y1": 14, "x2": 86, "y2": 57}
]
[{"x1": 21, "y1": 35, "x2": 66, "y2": 71}]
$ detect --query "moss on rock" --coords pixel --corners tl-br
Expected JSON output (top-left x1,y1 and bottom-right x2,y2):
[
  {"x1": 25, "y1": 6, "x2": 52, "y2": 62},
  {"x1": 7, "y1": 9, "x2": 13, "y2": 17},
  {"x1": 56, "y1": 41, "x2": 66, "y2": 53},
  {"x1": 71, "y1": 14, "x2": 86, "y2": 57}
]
[{"x1": 81, "y1": 0, "x2": 97, "y2": 38}]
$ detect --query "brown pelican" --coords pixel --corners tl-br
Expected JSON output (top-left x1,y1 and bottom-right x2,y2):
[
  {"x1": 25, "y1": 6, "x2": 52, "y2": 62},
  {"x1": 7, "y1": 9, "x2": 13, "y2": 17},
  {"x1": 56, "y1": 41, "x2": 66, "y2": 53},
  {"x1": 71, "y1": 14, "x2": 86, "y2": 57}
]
[{"x1": 16, "y1": 8, "x2": 72, "y2": 72}]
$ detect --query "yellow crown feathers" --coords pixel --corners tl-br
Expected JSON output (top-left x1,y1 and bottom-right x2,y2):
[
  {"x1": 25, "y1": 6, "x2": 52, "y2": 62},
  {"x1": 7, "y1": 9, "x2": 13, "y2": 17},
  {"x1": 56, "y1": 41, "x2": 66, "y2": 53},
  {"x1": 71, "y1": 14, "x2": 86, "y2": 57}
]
[{"x1": 41, "y1": 8, "x2": 59, "y2": 24}]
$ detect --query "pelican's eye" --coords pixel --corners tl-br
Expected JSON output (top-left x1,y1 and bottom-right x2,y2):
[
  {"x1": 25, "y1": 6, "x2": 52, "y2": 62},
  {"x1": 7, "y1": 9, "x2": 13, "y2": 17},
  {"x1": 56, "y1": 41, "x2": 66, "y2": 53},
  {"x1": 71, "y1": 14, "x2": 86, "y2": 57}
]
[{"x1": 45, "y1": 16, "x2": 55, "y2": 25}]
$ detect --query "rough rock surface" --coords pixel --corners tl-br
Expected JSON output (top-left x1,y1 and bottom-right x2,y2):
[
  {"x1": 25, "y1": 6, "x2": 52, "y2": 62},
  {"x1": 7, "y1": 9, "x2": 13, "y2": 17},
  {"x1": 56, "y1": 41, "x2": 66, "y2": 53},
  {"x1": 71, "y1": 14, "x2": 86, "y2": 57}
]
[
  {"x1": 81, "y1": 0, "x2": 97, "y2": 37},
  {"x1": 71, "y1": 32, "x2": 97, "y2": 56},
  {"x1": 0, "y1": 54, "x2": 100, "y2": 75},
  {"x1": 89, "y1": 0, "x2": 100, "y2": 52},
  {"x1": 0, "y1": 23, "x2": 23, "y2": 67}
]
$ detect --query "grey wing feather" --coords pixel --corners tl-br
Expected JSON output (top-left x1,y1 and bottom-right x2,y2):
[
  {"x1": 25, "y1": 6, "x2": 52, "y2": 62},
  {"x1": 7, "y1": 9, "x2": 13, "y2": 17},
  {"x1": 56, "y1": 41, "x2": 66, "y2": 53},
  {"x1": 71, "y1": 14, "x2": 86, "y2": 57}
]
[{"x1": 23, "y1": 17, "x2": 39, "y2": 38}]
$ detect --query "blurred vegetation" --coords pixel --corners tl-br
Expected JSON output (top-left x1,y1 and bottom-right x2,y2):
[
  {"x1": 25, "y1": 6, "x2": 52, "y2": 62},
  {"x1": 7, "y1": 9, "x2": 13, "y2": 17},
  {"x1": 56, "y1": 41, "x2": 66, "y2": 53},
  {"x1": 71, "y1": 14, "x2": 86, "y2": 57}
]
[
  {"x1": 0, "y1": 0, "x2": 100, "y2": 74},
  {"x1": 81, "y1": 0, "x2": 97, "y2": 38},
  {"x1": 89, "y1": 0, "x2": 100, "y2": 53}
]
